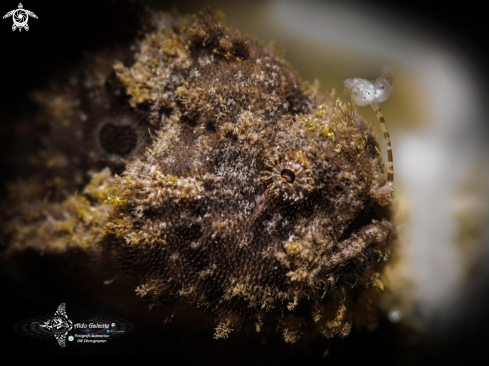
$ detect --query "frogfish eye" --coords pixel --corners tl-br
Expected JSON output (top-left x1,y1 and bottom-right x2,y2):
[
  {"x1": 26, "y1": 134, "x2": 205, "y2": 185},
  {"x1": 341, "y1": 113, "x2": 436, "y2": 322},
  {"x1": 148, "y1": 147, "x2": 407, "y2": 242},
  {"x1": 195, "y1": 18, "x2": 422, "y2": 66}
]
[{"x1": 280, "y1": 168, "x2": 296, "y2": 184}]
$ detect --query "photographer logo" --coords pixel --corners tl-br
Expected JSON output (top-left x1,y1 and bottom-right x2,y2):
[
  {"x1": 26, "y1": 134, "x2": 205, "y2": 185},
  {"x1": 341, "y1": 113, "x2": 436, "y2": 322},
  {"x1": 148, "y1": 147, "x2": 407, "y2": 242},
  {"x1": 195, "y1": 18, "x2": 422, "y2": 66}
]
[{"x1": 3, "y1": 3, "x2": 38, "y2": 31}]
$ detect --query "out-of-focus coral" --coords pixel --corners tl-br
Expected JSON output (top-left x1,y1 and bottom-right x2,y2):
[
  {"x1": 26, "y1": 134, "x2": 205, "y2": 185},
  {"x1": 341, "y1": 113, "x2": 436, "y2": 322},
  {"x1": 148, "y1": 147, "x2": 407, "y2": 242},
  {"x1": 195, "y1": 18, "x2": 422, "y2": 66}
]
[{"x1": 1, "y1": 7, "x2": 396, "y2": 343}]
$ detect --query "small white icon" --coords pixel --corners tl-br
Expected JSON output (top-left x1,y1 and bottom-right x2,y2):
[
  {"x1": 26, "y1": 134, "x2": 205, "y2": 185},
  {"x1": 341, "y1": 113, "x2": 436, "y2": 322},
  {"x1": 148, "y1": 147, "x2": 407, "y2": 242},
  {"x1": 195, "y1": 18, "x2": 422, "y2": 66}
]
[
  {"x1": 3, "y1": 3, "x2": 37, "y2": 32},
  {"x1": 68, "y1": 336, "x2": 74, "y2": 342},
  {"x1": 111, "y1": 323, "x2": 116, "y2": 327}
]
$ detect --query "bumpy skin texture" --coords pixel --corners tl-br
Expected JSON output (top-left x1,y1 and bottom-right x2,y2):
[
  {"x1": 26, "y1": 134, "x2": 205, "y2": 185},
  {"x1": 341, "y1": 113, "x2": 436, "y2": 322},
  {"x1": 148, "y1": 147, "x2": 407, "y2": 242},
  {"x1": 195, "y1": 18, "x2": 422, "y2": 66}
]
[{"x1": 2, "y1": 9, "x2": 395, "y2": 343}]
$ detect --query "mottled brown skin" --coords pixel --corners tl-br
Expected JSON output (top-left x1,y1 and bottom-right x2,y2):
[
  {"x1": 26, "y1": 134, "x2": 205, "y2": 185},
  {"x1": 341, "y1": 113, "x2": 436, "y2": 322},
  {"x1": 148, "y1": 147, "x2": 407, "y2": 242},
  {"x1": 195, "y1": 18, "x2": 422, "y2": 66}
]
[{"x1": 1, "y1": 8, "x2": 395, "y2": 343}]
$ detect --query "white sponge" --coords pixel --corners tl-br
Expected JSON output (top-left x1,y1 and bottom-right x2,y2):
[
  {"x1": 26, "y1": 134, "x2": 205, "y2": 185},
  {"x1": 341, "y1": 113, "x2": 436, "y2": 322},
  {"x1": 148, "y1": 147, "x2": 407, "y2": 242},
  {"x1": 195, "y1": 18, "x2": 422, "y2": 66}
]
[{"x1": 344, "y1": 66, "x2": 393, "y2": 107}]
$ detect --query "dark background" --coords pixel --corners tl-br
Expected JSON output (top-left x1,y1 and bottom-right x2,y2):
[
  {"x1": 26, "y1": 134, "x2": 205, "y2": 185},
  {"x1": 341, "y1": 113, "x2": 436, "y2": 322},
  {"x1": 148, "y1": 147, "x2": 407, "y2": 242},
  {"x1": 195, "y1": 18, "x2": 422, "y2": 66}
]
[{"x1": 1, "y1": 0, "x2": 488, "y2": 363}]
